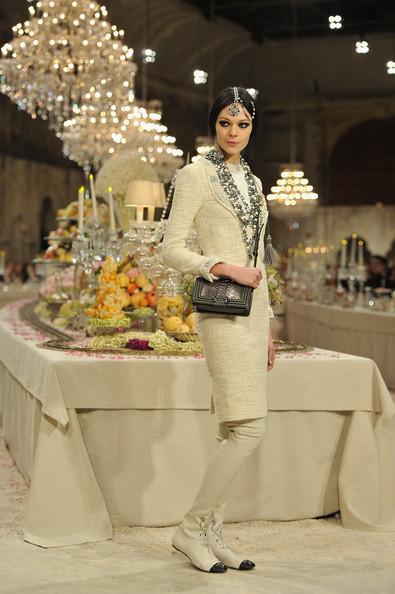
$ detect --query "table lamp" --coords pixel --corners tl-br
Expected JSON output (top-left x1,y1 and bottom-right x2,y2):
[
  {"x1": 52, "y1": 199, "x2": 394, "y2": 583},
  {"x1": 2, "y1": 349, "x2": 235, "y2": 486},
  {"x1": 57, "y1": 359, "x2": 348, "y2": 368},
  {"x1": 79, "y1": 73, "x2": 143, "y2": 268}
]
[
  {"x1": 125, "y1": 180, "x2": 156, "y2": 223},
  {"x1": 152, "y1": 182, "x2": 167, "y2": 210}
]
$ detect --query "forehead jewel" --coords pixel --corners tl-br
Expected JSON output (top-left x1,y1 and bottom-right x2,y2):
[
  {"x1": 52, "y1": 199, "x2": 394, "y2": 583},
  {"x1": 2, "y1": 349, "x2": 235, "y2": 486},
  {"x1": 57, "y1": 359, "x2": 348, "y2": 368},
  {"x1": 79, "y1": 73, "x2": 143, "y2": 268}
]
[{"x1": 228, "y1": 86, "x2": 255, "y2": 119}]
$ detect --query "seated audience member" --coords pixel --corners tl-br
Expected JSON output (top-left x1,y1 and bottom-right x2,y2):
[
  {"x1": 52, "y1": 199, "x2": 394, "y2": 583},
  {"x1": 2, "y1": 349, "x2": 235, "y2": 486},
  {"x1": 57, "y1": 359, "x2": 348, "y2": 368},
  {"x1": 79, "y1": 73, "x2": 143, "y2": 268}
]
[{"x1": 366, "y1": 255, "x2": 388, "y2": 289}]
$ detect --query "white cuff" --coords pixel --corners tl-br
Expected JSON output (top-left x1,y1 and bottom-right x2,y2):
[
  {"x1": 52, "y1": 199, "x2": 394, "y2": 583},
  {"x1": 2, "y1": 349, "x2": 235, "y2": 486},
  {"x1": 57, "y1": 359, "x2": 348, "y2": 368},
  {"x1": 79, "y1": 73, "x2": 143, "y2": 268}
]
[
  {"x1": 199, "y1": 258, "x2": 223, "y2": 282},
  {"x1": 268, "y1": 306, "x2": 275, "y2": 319}
]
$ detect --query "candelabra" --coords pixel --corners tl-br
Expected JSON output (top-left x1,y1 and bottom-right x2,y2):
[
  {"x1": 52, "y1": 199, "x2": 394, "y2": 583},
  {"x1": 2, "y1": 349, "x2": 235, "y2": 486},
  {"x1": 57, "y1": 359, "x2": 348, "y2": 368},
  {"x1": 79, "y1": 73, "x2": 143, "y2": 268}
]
[{"x1": 71, "y1": 219, "x2": 121, "y2": 299}]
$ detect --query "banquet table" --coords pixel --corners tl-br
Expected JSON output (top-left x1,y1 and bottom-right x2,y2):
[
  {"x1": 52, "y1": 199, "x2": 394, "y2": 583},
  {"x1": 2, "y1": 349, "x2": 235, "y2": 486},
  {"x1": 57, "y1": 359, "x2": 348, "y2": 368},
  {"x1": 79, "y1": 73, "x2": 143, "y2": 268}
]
[
  {"x1": 285, "y1": 299, "x2": 395, "y2": 388},
  {"x1": 1, "y1": 299, "x2": 395, "y2": 548},
  {"x1": 0, "y1": 285, "x2": 38, "y2": 307}
]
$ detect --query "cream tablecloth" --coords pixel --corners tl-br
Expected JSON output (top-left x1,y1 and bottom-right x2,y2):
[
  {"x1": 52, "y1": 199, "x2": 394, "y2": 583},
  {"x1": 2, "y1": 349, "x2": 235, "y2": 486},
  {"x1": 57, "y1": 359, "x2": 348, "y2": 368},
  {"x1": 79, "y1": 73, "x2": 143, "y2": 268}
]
[
  {"x1": 1, "y1": 300, "x2": 395, "y2": 548},
  {"x1": 0, "y1": 286, "x2": 38, "y2": 308},
  {"x1": 286, "y1": 299, "x2": 395, "y2": 388}
]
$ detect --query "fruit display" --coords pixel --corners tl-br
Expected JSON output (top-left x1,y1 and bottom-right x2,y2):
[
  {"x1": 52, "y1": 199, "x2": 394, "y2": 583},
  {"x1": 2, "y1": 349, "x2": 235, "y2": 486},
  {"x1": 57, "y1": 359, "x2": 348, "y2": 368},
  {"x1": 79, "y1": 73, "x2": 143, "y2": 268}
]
[
  {"x1": 51, "y1": 300, "x2": 87, "y2": 330},
  {"x1": 35, "y1": 198, "x2": 110, "y2": 264},
  {"x1": 116, "y1": 255, "x2": 158, "y2": 312},
  {"x1": 42, "y1": 245, "x2": 73, "y2": 262},
  {"x1": 33, "y1": 298, "x2": 87, "y2": 332},
  {"x1": 156, "y1": 270, "x2": 197, "y2": 335},
  {"x1": 57, "y1": 200, "x2": 79, "y2": 220},
  {"x1": 156, "y1": 295, "x2": 197, "y2": 334},
  {"x1": 47, "y1": 225, "x2": 78, "y2": 240},
  {"x1": 85, "y1": 256, "x2": 130, "y2": 327},
  {"x1": 56, "y1": 197, "x2": 108, "y2": 224}
]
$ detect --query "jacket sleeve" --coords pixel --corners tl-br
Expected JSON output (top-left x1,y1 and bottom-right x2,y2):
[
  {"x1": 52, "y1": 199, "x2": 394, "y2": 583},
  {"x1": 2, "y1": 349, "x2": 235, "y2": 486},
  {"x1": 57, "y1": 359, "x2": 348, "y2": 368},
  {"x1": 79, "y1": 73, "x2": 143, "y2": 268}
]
[
  {"x1": 161, "y1": 164, "x2": 223, "y2": 281},
  {"x1": 254, "y1": 175, "x2": 275, "y2": 319}
]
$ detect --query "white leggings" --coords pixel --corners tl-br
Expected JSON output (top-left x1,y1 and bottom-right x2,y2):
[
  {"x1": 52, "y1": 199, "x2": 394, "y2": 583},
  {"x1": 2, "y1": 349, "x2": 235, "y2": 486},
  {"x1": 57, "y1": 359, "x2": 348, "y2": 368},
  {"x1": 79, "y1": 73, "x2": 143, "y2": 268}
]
[{"x1": 184, "y1": 417, "x2": 266, "y2": 522}]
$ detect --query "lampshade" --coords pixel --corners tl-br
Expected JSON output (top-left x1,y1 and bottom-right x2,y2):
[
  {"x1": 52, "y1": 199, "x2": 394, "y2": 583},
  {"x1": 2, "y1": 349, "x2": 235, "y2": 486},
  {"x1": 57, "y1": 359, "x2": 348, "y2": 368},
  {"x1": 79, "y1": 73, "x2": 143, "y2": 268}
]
[
  {"x1": 152, "y1": 182, "x2": 167, "y2": 208},
  {"x1": 125, "y1": 180, "x2": 156, "y2": 207}
]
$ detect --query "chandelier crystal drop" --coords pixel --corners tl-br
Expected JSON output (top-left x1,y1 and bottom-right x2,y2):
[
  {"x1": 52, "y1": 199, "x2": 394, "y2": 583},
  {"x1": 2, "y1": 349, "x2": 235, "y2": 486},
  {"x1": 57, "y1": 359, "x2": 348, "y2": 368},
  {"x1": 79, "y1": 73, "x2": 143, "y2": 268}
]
[
  {"x1": 0, "y1": 0, "x2": 137, "y2": 149},
  {"x1": 267, "y1": 164, "x2": 318, "y2": 221}
]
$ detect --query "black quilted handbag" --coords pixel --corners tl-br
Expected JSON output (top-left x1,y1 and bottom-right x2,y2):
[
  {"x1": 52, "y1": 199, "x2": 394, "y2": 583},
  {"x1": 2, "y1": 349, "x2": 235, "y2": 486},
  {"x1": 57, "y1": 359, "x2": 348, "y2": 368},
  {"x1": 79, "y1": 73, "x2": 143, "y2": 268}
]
[
  {"x1": 192, "y1": 277, "x2": 254, "y2": 316},
  {"x1": 192, "y1": 214, "x2": 265, "y2": 317}
]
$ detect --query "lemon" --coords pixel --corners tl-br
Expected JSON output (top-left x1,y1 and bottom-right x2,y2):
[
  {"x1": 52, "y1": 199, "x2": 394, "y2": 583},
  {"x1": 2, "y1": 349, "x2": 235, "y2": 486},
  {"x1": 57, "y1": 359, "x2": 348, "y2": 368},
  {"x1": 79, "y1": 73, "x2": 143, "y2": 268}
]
[{"x1": 163, "y1": 316, "x2": 183, "y2": 331}]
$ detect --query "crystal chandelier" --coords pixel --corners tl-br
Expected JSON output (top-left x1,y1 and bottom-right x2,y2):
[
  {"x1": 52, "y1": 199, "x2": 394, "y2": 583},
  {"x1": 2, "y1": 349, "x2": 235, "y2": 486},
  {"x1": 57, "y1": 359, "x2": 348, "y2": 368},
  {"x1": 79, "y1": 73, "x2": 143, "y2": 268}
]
[
  {"x1": 191, "y1": 136, "x2": 214, "y2": 163},
  {"x1": 266, "y1": 164, "x2": 318, "y2": 221},
  {"x1": 0, "y1": 0, "x2": 136, "y2": 165},
  {"x1": 267, "y1": 2, "x2": 318, "y2": 225},
  {"x1": 61, "y1": 98, "x2": 134, "y2": 171},
  {"x1": 123, "y1": 100, "x2": 183, "y2": 182}
]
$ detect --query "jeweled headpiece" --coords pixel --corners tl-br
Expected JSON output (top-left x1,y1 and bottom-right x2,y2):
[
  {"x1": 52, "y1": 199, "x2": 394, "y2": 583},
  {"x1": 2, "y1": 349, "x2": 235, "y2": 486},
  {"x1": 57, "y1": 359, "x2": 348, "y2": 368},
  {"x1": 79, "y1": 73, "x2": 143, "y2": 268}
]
[{"x1": 228, "y1": 86, "x2": 255, "y2": 120}]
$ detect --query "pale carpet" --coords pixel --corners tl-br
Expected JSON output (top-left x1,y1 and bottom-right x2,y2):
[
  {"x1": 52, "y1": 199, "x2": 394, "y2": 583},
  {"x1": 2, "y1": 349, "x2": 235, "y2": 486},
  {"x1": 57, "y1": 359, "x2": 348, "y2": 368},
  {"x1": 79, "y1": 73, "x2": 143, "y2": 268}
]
[{"x1": 1, "y1": 426, "x2": 394, "y2": 594}]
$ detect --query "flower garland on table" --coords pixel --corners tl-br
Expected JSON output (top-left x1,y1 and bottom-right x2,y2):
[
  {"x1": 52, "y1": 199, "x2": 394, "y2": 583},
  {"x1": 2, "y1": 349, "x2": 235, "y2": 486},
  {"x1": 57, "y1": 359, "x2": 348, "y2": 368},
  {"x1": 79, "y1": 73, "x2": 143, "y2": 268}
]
[{"x1": 89, "y1": 329, "x2": 203, "y2": 355}]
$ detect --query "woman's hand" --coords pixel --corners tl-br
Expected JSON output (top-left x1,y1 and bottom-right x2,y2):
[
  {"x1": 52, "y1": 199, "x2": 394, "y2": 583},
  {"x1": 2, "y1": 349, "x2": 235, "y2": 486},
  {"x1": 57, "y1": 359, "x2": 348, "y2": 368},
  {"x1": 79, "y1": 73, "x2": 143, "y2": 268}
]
[
  {"x1": 210, "y1": 262, "x2": 262, "y2": 288},
  {"x1": 268, "y1": 331, "x2": 275, "y2": 371}
]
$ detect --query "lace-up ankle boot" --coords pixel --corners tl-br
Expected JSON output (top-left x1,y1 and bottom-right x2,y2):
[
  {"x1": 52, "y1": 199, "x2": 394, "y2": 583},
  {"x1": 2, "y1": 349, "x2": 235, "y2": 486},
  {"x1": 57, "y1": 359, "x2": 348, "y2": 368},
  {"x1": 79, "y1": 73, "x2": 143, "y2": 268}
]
[
  {"x1": 208, "y1": 507, "x2": 255, "y2": 570},
  {"x1": 172, "y1": 513, "x2": 227, "y2": 573}
]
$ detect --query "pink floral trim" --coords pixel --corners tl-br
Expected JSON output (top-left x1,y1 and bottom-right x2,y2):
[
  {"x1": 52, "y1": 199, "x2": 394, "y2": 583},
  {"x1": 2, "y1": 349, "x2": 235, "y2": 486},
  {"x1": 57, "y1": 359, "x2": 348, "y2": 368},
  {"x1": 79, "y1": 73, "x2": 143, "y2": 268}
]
[{"x1": 1, "y1": 299, "x2": 341, "y2": 362}]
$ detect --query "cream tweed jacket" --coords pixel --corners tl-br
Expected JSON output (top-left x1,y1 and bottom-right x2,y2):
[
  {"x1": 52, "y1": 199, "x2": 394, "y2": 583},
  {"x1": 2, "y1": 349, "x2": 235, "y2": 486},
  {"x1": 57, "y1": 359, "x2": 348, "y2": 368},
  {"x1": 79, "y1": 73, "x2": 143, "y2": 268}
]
[{"x1": 162, "y1": 158, "x2": 272, "y2": 423}]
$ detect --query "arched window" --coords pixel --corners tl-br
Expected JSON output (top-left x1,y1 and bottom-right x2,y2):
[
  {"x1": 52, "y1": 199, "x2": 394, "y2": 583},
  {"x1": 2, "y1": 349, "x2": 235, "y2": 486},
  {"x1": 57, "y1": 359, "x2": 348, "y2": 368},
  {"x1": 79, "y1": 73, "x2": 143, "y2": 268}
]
[{"x1": 329, "y1": 118, "x2": 395, "y2": 205}]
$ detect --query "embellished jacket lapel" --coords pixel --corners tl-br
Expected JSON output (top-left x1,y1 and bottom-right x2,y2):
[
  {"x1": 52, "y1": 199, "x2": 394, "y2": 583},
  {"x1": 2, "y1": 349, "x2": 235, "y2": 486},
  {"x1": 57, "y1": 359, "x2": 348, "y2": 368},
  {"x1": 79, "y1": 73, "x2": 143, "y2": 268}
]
[{"x1": 200, "y1": 159, "x2": 239, "y2": 220}]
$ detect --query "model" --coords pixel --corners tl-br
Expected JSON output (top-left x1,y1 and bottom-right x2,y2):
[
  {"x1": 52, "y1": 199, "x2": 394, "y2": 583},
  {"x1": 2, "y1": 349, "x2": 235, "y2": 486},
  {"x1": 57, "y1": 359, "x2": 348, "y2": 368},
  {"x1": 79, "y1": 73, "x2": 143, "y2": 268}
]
[{"x1": 162, "y1": 86, "x2": 275, "y2": 573}]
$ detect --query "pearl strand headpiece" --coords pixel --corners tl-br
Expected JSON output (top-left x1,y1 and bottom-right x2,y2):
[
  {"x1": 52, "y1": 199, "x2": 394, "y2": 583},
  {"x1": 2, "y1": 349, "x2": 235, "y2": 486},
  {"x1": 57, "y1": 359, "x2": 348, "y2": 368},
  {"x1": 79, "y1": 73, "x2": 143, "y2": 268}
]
[{"x1": 228, "y1": 86, "x2": 255, "y2": 120}]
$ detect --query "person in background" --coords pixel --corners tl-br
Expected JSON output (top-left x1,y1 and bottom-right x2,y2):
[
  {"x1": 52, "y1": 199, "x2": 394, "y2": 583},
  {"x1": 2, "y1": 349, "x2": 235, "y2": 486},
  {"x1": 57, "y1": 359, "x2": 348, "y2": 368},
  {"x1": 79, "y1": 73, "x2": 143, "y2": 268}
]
[
  {"x1": 387, "y1": 260, "x2": 395, "y2": 290},
  {"x1": 366, "y1": 255, "x2": 388, "y2": 289}
]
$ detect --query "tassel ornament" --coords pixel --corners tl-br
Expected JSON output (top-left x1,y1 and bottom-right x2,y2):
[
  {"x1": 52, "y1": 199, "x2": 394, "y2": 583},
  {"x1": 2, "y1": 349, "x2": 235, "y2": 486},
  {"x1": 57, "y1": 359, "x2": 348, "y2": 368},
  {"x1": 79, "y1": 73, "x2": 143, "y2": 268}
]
[{"x1": 264, "y1": 234, "x2": 277, "y2": 266}]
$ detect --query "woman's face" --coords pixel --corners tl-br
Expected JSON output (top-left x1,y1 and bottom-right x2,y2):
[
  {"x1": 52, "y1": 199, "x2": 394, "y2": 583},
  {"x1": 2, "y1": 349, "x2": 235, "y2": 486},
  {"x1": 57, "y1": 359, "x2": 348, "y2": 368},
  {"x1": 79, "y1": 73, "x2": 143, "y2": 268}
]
[{"x1": 215, "y1": 104, "x2": 253, "y2": 159}]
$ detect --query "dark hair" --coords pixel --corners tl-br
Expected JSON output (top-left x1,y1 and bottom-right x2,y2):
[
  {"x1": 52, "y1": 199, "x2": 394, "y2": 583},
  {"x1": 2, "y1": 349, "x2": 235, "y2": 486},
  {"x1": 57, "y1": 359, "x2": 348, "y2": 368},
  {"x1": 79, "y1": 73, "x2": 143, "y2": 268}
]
[
  {"x1": 371, "y1": 255, "x2": 388, "y2": 268},
  {"x1": 208, "y1": 86, "x2": 258, "y2": 159}
]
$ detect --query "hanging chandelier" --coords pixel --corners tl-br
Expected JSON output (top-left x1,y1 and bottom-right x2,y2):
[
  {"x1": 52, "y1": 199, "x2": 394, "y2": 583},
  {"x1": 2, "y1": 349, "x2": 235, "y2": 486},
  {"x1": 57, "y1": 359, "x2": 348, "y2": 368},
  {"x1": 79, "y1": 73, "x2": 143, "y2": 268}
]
[
  {"x1": 266, "y1": 164, "x2": 318, "y2": 221},
  {"x1": 266, "y1": 0, "x2": 319, "y2": 225},
  {"x1": 0, "y1": 0, "x2": 137, "y2": 166},
  {"x1": 191, "y1": 136, "x2": 214, "y2": 163},
  {"x1": 123, "y1": 100, "x2": 183, "y2": 182}
]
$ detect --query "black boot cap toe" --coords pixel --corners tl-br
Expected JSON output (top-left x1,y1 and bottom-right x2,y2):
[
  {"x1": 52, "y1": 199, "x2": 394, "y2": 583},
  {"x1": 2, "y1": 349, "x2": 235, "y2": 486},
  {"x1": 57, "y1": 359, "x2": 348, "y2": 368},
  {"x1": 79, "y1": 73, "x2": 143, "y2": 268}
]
[
  {"x1": 210, "y1": 562, "x2": 227, "y2": 573},
  {"x1": 239, "y1": 560, "x2": 255, "y2": 570}
]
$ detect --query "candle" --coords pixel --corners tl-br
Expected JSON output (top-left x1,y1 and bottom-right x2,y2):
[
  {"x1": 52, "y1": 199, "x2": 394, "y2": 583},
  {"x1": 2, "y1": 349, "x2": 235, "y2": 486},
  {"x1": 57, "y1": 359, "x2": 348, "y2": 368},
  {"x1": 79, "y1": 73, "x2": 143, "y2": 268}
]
[
  {"x1": 78, "y1": 185, "x2": 84, "y2": 233},
  {"x1": 108, "y1": 186, "x2": 115, "y2": 231},
  {"x1": 350, "y1": 232, "x2": 357, "y2": 266},
  {"x1": 340, "y1": 239, "x2": 347, "y2": 268},
  {"x1": 89, "y1": 173, "x2": 98, "y2": 220},
  {"x1": 358, "y1": 240, "x2": 364, "y2": 266}
]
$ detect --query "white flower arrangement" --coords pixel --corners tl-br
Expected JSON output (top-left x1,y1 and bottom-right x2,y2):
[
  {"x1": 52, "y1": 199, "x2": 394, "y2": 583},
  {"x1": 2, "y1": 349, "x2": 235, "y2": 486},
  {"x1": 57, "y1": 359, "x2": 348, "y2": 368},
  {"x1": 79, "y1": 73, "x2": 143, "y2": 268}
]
[
  {"x1": 154, "y1": 152, "x2": 184, "y2": 183},
  {"x1": 96, "y1": 149, "x2": 158, "y2": 199}
]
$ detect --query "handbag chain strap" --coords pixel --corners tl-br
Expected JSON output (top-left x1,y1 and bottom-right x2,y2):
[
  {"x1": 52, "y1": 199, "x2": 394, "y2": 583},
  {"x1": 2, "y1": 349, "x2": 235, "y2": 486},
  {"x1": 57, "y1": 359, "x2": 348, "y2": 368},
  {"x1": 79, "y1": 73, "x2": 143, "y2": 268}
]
[{"x1": 251, "y1": 208, "x2": 266, "y2": 268}]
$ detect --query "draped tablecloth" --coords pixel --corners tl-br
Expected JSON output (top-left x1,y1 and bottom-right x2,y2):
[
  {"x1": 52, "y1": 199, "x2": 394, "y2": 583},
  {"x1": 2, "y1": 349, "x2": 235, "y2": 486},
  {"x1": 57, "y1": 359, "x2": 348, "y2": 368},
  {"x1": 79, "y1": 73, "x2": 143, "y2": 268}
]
[
  {"x1": 1, "y1": 299, "x2": 395, "y2": 548},
  {"x1": 0, "y1": 286, "x2": 38, "y2": 308},
  {"x1": 286, "y1": 299, "x2": 395, "y2": 388}
]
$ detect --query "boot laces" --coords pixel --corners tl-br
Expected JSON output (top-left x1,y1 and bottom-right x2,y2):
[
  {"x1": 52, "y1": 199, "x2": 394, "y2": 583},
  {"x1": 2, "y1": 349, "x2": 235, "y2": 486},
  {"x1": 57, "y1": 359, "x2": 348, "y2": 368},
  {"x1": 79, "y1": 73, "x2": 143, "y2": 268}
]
[
  {"x1": 199, "y1": 515, "x2": 211, "y2": 551},
  {"x1": 211, "y1": 517, "x2": 229, "y2": 549}
]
